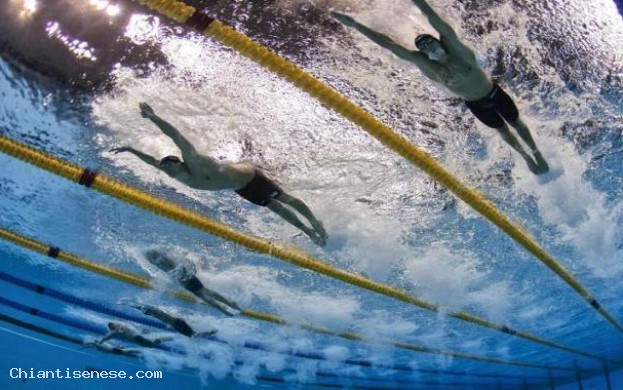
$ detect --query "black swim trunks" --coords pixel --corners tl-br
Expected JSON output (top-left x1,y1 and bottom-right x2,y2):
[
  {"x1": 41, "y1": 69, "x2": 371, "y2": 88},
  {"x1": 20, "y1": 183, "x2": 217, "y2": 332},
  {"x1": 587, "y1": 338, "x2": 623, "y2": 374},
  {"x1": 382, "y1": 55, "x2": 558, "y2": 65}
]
[
  {"x1": 235, "y1": 170, "x2": 283, "y2": 207},
  {"x1": 173, "y1": 318, "x2": 195, "y2": 337},
  {"x1": 465, "y1": 84, "x2": 519, "y2": 129},
  {"x1": 180, "y1": 275, "x2": 204, "y2": 294}
]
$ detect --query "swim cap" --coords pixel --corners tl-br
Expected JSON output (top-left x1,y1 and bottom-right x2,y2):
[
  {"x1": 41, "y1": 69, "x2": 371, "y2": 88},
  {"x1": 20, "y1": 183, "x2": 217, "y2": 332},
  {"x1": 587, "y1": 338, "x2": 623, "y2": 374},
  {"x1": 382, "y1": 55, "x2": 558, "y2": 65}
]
[
  {"x1": 159, "y1": 155, "x2": 181, "y2": 167},
  {"x1": 145, "y1": 250, "x2": 176, "y2": 272},
  {"x1": 415, "y1": 34, "x2": 438, "y2": 51}
]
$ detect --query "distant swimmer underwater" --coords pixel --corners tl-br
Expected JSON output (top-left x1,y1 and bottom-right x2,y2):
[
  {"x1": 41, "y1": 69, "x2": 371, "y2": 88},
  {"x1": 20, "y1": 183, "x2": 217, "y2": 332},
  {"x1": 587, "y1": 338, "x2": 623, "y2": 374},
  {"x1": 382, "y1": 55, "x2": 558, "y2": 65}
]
[
  {"x1": 145, "y1": 249, "x2": 241, "y2": 317},
  {"x1": 111, "y1": 102, "x2": 328, "y2": 246},
  {"x1": 129, "y1": 303, "x2": 218, "y2": 338},
  {"x1": 332, "y1": 0, "x2": 550, "y2": 175},
  {"x1": 84, "y1": 322, "x2": 172, "y2": 349}
]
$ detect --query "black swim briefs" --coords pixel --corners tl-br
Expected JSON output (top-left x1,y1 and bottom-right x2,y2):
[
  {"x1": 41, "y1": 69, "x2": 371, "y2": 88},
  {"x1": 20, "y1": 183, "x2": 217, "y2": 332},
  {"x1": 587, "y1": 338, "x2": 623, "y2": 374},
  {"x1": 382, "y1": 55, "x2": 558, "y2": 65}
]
[
  {"x1": 180, "y1": 275, "x2": 204, "y2": 294},
  {"x1": 235, "y1": 170, "x2": 283, "y2": 207},
  {"x1": 173, "y1": 318, "x2": 195, "y2": 337},
  {"x1": 465, "y1": 84, "x2": 519, "y2": 129}
]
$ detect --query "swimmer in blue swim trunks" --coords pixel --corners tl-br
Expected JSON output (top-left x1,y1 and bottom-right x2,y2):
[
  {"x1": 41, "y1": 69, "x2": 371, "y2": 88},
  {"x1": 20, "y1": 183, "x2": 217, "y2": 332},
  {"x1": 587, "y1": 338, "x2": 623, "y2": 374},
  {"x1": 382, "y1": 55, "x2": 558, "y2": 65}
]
[
  {"x1": 332, "y1": 0, "x2": 549, "y2": 175},
  {"x1": 111, "y1": 103, "x2": 328, "y2": 246}
]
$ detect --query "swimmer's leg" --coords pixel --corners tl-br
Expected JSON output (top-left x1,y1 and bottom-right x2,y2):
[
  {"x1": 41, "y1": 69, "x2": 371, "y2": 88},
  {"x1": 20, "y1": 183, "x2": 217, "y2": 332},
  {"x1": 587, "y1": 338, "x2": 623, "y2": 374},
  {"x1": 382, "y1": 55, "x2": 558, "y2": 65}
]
[
  {"x1": 509, "y1": 117, "x2": 549, "y2": 173},
  {"x1": 90, "y1": 343, "x2": 141, "y2": 357},
  {"x1": 94, "y1": 331, "x2": 117, "y2": 345},
  {"x1": 195, "y1": 329, "x2": 218, "y2": 338},
  {"x1": 153, "y1": 336, "x2": 174, "y2": 345},
  {"x1": 203, "y1": 297, "x2": 239, "y2": 316},
  {"x1": 202, "y1": 289, "x2": 241, "y2": 311},
  {"x1": 275, "y1": 192, "x2": 327, "y2": 243},
  {"x1": 197, "y1": 288, "x2": 241, "y2": 316},
  {"x1": 532, "y1": 150, "x2": 549, "y2": 173},
  {"x1": 496, "y1": 124, "x2": 540, "y2": 174},
  {"x1": 267, "y1": 199, "x2": 325, "y2": 246}
]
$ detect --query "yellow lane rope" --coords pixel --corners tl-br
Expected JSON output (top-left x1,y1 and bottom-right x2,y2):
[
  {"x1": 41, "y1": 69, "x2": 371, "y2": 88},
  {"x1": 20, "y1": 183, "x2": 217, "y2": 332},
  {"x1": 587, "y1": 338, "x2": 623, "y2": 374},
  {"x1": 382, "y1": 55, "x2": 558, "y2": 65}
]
[
  {"x1": 132, "y1": 0, "x2": 622, "y2": 333},
  {"x1": 0, "y1": 225, "x2": 588, "y2": 370},
  {"x1": 0, "y1": 134, "x2": 607, "y2": 362}
]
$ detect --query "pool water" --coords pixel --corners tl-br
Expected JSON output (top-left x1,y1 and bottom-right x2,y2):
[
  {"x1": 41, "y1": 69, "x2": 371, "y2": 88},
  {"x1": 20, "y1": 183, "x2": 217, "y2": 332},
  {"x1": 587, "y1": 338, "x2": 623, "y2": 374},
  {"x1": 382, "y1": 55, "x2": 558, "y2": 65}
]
[{"x1": 1, "y1": 0, "x2": 622, "y2": 388}]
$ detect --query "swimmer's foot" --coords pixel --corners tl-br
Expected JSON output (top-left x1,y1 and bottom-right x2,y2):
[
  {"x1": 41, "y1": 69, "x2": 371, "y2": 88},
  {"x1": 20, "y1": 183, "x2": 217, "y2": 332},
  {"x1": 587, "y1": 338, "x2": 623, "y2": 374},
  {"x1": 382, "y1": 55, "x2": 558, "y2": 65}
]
[
  {"x1": 205, "y1": 293, "x2": 242, "y2": 315},
  {"x1": 524, "y1": 156, "x2": 540, "y2": 175},
  {"x1": 223, "y1": 307, "x2": 241, "y2": 316},
  {"x1": 118, "y1": 298, "x2": 134, "y2": 306},
  {"x1": 533, "y1": 151, "x2": 550, "y2": 174},
  {"x1": 154, "y1": 337, "x2": 174, "y2": 345},
  {"x1": 209, "y1": 299, "x2": 241, "y2": 317},
  {"x1": 306, "y1": 229, "x2": 327, "y2": 247},
  {"x1": 312, "y1": 221, "x2": 328, "y2": 243},
  {"x1": 301, "y1": 226, "x2": 324, "y2": 246},
  {"x1": 80, "y1": 341, "x2": 98, "y2": 350},
  {"x1": 119, "y1": 299, "x2": 143, "y2": 312},
  {"x1": 196, "y1": 329, "x2": 218, "y2": 337}
]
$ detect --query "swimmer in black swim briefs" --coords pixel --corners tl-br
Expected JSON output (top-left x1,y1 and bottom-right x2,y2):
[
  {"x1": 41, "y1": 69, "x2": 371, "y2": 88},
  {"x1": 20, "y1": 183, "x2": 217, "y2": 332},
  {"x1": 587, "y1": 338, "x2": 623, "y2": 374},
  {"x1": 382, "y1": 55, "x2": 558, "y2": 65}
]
[
  {"x1": 144, "y1": 249, "x2": 242, "y2": 317},
  {"x1": 235, "y1": 169, "x2": 282, "y2": 207},
  {"x1": 129, "y1": 304, "x2": 217, "y2": 337},
  {"x1": 465, "y1": 84, "x2": 519, "y2": 129},
  {"x1": 111, "y1": 102, "x2": 328, "y2": 246},
  {"x1": 232, "y1": 169, "x2": 327, "y2": 245},
  {"x1": 464, "y1": 84, "x2": 549, "y2": 174},
  {"x1": 85, "y1": 322, "x2": 173, "y2": 349},
  {"x1": 333, "y1": 0, "x2": 549, "y2": 174}
]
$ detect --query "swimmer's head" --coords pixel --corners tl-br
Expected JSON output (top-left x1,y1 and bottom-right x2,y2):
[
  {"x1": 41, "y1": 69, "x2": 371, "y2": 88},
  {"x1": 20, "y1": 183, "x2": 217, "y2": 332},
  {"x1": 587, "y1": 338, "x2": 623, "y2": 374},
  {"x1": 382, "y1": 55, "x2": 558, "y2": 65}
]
[
  {"x1": 145, "y1": 250, "x2": 177, "y2": 272},
  {"x1": 108, "y1": 322, "x2": 122, "y2": 331},
  {"x1": 159, "y1": 155, "x2": 185, "y2": 176},
  {"x1": 415, "y1": 34, "x2": 448, "y2": 62}
]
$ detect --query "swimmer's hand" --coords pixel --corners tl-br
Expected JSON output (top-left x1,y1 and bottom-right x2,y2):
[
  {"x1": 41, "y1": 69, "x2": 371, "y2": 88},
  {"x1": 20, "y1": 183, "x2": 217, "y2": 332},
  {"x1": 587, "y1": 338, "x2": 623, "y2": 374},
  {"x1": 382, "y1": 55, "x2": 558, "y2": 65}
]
[
  {"x1": 139, "y1": 102, "x2": 155, "y2": 118},
  {"x1": 331, "y1": 12, "x2": 356, "y2": 27},
  {"x1": 110, "y1": 146, "x2": 134, "y2": 154},
  {"x1": 118, "y1": 298, "x2": 143, "y2": 312}
]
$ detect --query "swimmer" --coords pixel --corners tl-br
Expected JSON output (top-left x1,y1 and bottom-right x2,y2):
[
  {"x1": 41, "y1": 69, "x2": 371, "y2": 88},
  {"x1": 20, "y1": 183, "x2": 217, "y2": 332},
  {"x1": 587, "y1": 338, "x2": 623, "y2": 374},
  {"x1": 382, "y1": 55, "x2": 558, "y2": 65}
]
[
  {"x1": 129, "y1": 303, "x2": 217, "y2": 338},
  {"x1": 111, "y1": 102, "x2": 328, "y2": 246},
  {"x1": 144, "y1": 249, "x2": 241, "y2": 317},
  {"x1": 91, "y1": 343, "x2": 141, "y2": 357},
  {"x1": 85, "y1": 322, "x2": 173, "y2": 349},
  {"x1": 332, "y1": 0, "x2": 549, "y2": 175}
]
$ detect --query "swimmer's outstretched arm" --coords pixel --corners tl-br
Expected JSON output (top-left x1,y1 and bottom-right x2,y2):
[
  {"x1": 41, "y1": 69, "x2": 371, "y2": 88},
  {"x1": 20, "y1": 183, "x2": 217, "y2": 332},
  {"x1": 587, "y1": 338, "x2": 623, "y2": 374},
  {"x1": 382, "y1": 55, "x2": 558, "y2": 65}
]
[
  {"x1": 93, "y1": 330, "x2": 117, "y2": 345},
  {"x1": 82, "y1": 339, "x2": 140, "y2": 357},
  {"x1": 97, "y1": 344, "x2": 141, "y2": 357},
  {"x1": 139, "y1": 102, "x2": 199, "y2": 163},
  {"x1": 331, "y1": 12, "x2": 438, "y2": 75},
  {"x1": 410, "y1": 0, "x2": 458, "y2": 41},
  {"x1": 110, "y1": 147, "x2": 160, "y2": 169},
  {"x1": 331, "y1": 12, "x2": 413, "y2": 61}
]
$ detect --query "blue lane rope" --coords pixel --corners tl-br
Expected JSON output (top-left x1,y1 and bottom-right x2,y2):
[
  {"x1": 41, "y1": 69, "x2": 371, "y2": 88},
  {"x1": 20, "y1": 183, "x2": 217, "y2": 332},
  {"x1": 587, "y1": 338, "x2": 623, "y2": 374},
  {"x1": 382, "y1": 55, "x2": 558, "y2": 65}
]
[
  {"x1": 0, "y1": 272, "x2": 168, "y2": 330},
  {"x1": 0, "y1": 295, "x2": 104, "y2": 335}
]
